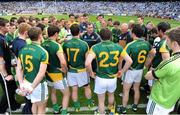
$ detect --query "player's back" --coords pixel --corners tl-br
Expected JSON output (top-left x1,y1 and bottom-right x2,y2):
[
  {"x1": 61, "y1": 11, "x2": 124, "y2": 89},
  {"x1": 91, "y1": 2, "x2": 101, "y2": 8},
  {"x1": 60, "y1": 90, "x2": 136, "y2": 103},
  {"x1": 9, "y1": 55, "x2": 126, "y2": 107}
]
[
  {"x1": 42, "y1": 39, "x2": 61, "y2": 72},
  {"x1": 63, "y1": 38, "x2": 89, "y2": 73},
  {"x1": 91, "y1": 40, "x2": 124, "y2": 78},
  {"x1": 19, "y1": 43, "x2": 48, "y2": 83},
  {"x1": 125, "y1": 39, "x2": 151, "y2": 69}
]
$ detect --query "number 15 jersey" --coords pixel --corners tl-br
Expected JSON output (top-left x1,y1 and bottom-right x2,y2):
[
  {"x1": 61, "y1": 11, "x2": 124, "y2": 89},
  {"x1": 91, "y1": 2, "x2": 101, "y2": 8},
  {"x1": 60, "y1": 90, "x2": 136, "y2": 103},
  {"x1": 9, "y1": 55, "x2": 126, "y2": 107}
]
[
  {"x1": 18, "y1": 42, "x2": 49, "y2": 83},
  {"x1": 124, "y1": 39, "x2": 151, "y2": 70}
]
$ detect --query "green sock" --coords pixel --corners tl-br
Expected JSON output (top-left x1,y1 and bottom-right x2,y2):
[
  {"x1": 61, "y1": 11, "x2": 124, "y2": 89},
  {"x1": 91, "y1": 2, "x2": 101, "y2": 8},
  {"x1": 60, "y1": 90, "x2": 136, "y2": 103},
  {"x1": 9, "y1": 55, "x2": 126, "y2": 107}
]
[
  {"x1": 73, "y1": 101, "x2": 80, "y2": 109},
  {"x1": 86, "y1": 98, "x2": 92, "y2": 105},
  {"x1": 61, "y1": 109, "x2": 67, "y2": 114},
  {"x1": 53, "y1": 103, "x2": 59, "y2": 112}
]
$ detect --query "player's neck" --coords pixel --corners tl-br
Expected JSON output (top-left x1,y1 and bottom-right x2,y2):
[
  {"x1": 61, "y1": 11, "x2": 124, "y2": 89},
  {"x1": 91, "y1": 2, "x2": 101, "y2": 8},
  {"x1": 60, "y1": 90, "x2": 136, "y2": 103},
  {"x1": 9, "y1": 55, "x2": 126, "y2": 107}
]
[
  {"x1": 173, "y1": 49, "x2": 180, "y2": 55},
  {"x1": 32, "y1": 40, "x2": 41, "y2": 45},
  {"x1": 19, "y1": 34, "x2": 26, "y2": 40},
  {"x1": 0, "y1": 30, "x2": 6, "y2": 36},
  {"x1": 50, "y1": 37, "x2": 56, "y2": 41},
  {"x1": 133, "y1": 37, "x2": 139, "y2": 40},
  {"x1": 72, "y1": 35, "x2": 79, "y2": 39}
]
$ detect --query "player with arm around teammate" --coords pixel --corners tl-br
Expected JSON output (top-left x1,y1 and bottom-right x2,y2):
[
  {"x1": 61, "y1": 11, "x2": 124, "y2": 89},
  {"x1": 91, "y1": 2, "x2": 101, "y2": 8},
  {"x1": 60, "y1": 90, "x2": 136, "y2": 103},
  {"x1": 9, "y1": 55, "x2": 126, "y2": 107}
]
[{"x1": 16, "y1": 27, "x2": 49, "y2": 114}]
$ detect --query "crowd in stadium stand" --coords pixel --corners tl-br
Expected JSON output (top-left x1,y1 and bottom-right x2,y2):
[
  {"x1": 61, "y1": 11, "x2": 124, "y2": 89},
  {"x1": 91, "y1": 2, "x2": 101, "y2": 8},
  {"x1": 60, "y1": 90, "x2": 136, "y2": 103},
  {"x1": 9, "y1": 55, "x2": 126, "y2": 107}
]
[{"x1": 0, "y1": 1, "x2": 179, "y2": 20}]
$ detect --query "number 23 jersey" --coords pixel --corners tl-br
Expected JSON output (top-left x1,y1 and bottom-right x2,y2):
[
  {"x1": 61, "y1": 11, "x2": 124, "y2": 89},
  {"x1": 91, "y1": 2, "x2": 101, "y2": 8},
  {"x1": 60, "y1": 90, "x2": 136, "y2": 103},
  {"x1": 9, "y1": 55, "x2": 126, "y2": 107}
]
[{"x1": 90, "y1": 40, "x2": 127, "y2": 79}]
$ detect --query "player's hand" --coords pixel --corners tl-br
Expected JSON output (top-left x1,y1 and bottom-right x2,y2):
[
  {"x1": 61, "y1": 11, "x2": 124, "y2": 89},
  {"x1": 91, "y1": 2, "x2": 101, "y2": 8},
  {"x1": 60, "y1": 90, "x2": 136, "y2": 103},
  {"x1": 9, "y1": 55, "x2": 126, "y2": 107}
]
[
  {"x1": 117, "y1": 70, "x2": 123, "y2": 78},
  {"x1": 25, "y1": 85, "x2": 33, "y2": 95},
  {"x1": 5, "y1": 75, "x2": 14, "y2": 81},
  {"x1": 90, "y1": 72, "x2": 96, "y2": 79}
]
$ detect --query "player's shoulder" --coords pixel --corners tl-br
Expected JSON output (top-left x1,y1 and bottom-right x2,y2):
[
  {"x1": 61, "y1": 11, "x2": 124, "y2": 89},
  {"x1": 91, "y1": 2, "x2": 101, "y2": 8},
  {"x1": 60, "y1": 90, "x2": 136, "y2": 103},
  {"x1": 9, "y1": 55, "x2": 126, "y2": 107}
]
[
  {"x1": 91, "y1": 42, "x2": 102, "y2": 49},
  {"x1": 159, "y1": 39, "x2": 166, "y2": 46},
  {"x1": 76, "y1": 38, "x2": 89, "y2": 48},
  {"x1": 33, "y1": 43, "x2": 48, "y2": 55},
  {"x1": 126, "y1": 40, "x2": 137, "y2": 48}
]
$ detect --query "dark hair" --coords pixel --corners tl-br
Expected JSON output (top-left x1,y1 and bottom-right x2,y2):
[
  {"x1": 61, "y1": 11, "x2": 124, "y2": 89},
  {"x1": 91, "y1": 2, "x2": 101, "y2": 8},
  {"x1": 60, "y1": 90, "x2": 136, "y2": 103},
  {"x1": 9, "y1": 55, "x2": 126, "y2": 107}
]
[
  {"x1": 113, "y1": 21, "x2": 120, "y2": 26},
  {"x1": 157, "y1": 22, "x2": 171, "y2": 33},
  {"x1": 36, "y1": 23, "x2": 46, "y2": 31},
  {"x1": 47, "y1": 25, "x2": 60, "y2": 37},
  {"x1": 42, "y1": 17, "x2": 48, "y2": 21},
  {"x1": 151, "y1": 27, "x2": 158, "y2": 34},
  {"x1": 99, "y1": 28, "x2": 112, "y2": 40},
  {"x1": 108, "y1": 18, "x2": 112, "y2": 22},
  {"x1": 10, "y1": 23, "x2": 15, "y2": 27},
  {"x1": 0, "y1": 17, "x2": 9, "y2": 27},
  {"x1": 87, "y1": 22, "x2": 93, "y2": 27},
  {"x1": 70, "y1": 24, "x2": 79, "y2": 36},
  {"x1": 83, "y1": 13, "x2": 89, "y2": 17},
  {"x1": 132, "y1": 24, "x2": 144, "y2": 38},
  {"x1": 166, "y1": 27, "x2": 180, "y2": 46},
  {"x1": 98, "y1": 14, "x2": 104, "y2": 18},
  {"x1": 69, "y1": 13, "x2": 75, "y2": 18},
  {"x1": 35, "y1": 17, "x2": 40, "y2": 23},
  {"x1": 138, "y1": 15, "x2": 144, "y2": 20},
  {"x1": 28, "y1": 27, "x2": 42, "y2": 41},
  {"x1": 75, "y1": 15, "x2": 79, "y2": 20},
  {"x1": 17, "y1": 16, "x2": 26, "y2": 24},
  {"x1": 10, "y1": 17, "x2": 17, "y2": 23},
  {"x1": 60, "y1": 18, "x2": 65, "y2": 22},
  {"x1": 29, "y1": 16, "x2": 35, "y2": 22}
]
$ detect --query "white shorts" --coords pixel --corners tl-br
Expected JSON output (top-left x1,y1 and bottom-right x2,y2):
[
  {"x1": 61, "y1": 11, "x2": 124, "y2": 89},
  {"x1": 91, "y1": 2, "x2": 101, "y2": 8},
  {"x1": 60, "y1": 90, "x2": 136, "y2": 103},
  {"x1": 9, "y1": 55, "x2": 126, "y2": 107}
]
[
  {"x1": 123, "y1": 69, "x2": 143, "y2": 84},
  {"x1": 47, "y1": 78, "x2": 68, "y2": 90},
  {"x1": 25, "y1": 81, "x2": 48, "y2": 103},
  {"x1": 67, "y1": 72, "x2": 89, "y2": 87},
  {"x1": 146, "y1": 98, "x2": 174, "y2": 115},
  {"x1": 148, "y1": 80, "x2": 155, "y2": 87},
  {"x1": 148, "y1": 67, "x2": 155, "y2": 87},
  {"x1": 94, "y1": 76, "x2": 117, "y2": 94}
]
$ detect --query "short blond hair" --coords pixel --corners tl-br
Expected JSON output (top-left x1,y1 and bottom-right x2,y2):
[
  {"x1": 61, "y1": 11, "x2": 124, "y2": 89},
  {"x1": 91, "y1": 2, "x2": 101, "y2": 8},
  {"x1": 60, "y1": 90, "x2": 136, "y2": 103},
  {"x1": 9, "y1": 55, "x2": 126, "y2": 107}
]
[{"x1": 18, "y1": 23, "x2": 31, "y2": 35}]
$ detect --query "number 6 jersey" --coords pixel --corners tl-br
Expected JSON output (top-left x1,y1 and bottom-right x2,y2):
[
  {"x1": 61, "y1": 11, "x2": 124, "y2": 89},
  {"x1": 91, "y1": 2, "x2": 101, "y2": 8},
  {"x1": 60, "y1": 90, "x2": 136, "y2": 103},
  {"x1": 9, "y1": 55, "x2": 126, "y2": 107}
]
[{"x1": 124, "y1": 39, "x2": 151, "y2": 70}]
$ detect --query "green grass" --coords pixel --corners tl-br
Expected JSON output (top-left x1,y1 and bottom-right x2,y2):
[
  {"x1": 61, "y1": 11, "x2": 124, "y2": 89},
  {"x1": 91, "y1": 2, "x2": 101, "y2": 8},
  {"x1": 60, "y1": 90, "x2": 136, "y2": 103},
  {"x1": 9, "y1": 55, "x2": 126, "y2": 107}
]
[
  {"x1": 0, "y1": 77, "x2": 149, "y2": 114},
  {"x1": 1, "y1": 14, "x2": 180, "y2": 27}
]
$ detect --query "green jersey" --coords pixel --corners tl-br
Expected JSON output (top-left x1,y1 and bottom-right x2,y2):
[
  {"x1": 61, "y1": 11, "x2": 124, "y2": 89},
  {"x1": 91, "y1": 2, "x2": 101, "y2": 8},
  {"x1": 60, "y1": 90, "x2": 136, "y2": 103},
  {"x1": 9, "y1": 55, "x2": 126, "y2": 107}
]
[
  {"x1": 108, "y1": 26, "x2": 113, "y2": 31},
  {"x1": 94, "y1": 21, "x2": 101, "y2": 33},
  {"x1": 59, "y1": 28, "x2": 68, "y2": 39},
  {"x1": 18, "y1": 42, "x2": 49, "y2": 83},
  {"x1": 5, "y1": 33, "x2": 14, "y2": 45},
  {"x1": 42, "y1": 39, "x2": 64, "y2": 82},
  {"x1": 125, "y1": 39, "x2": 151, "y2": 70},
  {"x1": 152, "y1": 39, "x2": 169, "y2": 68},
  {"x1": 90, "y1": 40, "x2": 127, "y2": 79},
  {"x1": 63, "y1": 38, "x2": 89, "y2": 73},
  {"x1": 111, "y1": 28, "x2": 121, "y2": 43},
  {"x1": 151, "y1": 52, "x2": 180, "y2": 108},
  {"x1": 14, "y1": 29, "x2": 18, "y2": 39}
]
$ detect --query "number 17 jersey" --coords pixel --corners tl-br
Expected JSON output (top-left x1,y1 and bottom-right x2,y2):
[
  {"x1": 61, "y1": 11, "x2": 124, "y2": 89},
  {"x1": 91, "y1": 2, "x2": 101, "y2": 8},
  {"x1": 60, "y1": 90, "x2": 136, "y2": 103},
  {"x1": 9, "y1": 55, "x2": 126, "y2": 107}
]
[{"x1": 63, "y1": 38, "x2": 89, "y2": 73}]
